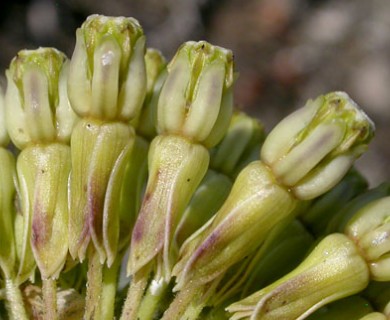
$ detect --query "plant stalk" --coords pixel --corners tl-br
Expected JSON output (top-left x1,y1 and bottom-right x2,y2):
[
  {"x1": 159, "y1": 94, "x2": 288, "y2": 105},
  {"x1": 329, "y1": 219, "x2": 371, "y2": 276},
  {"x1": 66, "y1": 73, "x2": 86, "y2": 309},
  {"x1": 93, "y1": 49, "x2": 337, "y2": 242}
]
[
  {"x1": 84, "y1": 250, "x2": 103, "y2": 320},
  {"x1": 42, "y1": 278, "x2": 58, "y2": 320},
  {"x1": 5, "y1": 278, "x2": 28, "y2": 320}
]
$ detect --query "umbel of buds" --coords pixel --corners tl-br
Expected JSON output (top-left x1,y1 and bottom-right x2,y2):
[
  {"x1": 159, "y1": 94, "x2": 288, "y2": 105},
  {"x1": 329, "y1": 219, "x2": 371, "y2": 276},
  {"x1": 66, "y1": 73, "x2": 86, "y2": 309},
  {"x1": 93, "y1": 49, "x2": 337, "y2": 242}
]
[{"x1": 1, "y1": 12, "x2": 389, "y2": 320}]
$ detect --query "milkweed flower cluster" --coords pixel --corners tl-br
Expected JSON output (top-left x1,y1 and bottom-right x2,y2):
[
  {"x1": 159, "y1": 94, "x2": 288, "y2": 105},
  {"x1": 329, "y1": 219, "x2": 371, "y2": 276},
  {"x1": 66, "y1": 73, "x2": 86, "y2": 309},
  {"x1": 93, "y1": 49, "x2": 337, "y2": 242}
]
[{"x1": 0, "y1": 13, "x2": 389, "y2": 320}]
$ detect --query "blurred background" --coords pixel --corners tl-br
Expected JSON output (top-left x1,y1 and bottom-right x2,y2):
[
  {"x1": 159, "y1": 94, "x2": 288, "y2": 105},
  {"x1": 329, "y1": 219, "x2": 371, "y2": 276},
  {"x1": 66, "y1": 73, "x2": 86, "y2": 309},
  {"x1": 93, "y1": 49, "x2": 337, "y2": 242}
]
[{"x1": 0, "y1": 0, "x2": 389, "y2": 186}]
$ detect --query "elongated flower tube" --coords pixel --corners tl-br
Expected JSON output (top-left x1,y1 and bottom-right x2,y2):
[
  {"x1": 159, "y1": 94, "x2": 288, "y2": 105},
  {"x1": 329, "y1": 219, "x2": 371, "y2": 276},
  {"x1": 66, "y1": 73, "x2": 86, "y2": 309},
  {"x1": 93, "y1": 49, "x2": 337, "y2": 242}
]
[
  {"x1": 128, "y1": 41, "x2": 234, "y2": 281},
  {"x1": 345, "y1": 196, "x2": 390, "y2": 281},
  {"x1": 172, "y1": 92, "x2": 374, "y2": 292},
  {"x1": 67, "y1": 14, "x2": 146, "y2": 265},
  {"x1": 5, "y1": 48, "x2": 76, "y2": 280},
  {"x1": 227, "y1": 233, "x2": 370, "y2": 320}
]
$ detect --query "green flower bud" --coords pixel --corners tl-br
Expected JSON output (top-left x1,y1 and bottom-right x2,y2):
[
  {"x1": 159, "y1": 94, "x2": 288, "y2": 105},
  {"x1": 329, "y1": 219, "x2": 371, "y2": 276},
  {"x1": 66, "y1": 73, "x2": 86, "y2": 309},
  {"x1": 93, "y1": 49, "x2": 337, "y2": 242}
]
[
  {"x1": 345, "y1": 196, "x2": 390, "y2": 281},
  {"x1": 261, "y1": 92, "x2": 374, "y2": 200},
  {"x1": 210, "y1": 111, "x2": 265, "y2": 178},
  {"x1": 17, "y1": 144, "x2": 70, "y2": 279},
  {"x1": 133, "y1": 48, "x2": 167, "y2": 140},
  {"x1": 68, "y1": 14, "x2": 146, "y2": 121},
  {"x1": 5, "y1": 48, "x2": 77, "y2": 149},
  {"x1": 0, "y1": 88, "x2": 10, "y2": 146},
  {"x1": 227, "y1": 233, "x2": 369, "y2": 320},
  {"x1": 0, "y1": 149, "x2": 16, "y2": 279},
  {"x1": 326, "y1": 182, "x2": 390, "y2": 234},
  {"x1": 157, "y1": 41, "x2": 234, "y2": 147}
]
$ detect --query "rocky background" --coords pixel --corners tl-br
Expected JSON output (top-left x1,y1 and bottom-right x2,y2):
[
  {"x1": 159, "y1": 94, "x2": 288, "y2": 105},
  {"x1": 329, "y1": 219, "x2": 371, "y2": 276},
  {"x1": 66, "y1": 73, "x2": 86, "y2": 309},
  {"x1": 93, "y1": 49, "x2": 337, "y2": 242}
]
[{"x1": 0, "y1": 0, "x2": 389, "y2": 186}]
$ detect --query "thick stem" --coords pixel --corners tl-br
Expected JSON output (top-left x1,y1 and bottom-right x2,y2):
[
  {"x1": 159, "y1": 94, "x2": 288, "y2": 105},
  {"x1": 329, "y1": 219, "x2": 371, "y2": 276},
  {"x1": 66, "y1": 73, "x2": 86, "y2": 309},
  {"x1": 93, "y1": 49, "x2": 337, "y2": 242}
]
[
  {"x1": 161, "y1": 284, "x2": 205, "y2": 320},
  {"x1": 101, "y1": 258, "x2": 120, "y2": 320},
  {"x1": 84, "y1": 250, "x2": 103, "y2": 320},
  {"x1": 42, "y1": 278, "x2": 58, "y2": 320},
  {"x1": 120, "y1": 266, "x2": 150, "y2": 320},
  {"x1": 5, "y1": 278, "x2": 28, "y2": 320}
]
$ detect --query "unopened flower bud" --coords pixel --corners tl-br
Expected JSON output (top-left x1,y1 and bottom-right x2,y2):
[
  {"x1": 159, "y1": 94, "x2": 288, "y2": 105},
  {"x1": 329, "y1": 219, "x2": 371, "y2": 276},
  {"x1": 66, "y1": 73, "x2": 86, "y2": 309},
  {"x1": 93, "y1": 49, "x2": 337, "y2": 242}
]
[
  {"x1": 5, "y1": 48, "x2": 77, "y2": 149},
  {"x1": 210, "y1": 111, "x2": 265, "y2": 178},
  {"x1": 133, "y1": 48, "x2": 167, "y2": 140},
  {"x1": 345, "y1": 196, "x2": 390, "y2": 281},
  {"x1": 261, "y1": 92, "x2": 374, "y2": 200},
  {"x1": 227, "y1": 233, "x2": 369, "y2": 320},
  {"x1": 68, "y1": 14, "x2": 146, "y2": 121},
  {"x1": 157, "y1": 41, "x2": 234, "y2": 147}
]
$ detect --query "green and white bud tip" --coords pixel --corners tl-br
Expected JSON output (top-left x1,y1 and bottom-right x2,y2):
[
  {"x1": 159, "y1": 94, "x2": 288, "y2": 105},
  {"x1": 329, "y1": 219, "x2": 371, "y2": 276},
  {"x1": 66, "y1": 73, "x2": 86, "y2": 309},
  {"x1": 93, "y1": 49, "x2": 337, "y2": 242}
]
[
  {"x1": 345, "y1": 196, "x2": 390, "y2": 281},
  {"x1": 261, "y1": 91, "x2": 374, "y2": 200},
  {"x1": 5, "y1": 47, "x2": 77, "y2": 149},
  {"x1": 68, "y1": 14, "x2": 146, "y2": 121},
  {"x1": 157, "y1": 41, "x2": 235, "y2": 147}
]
